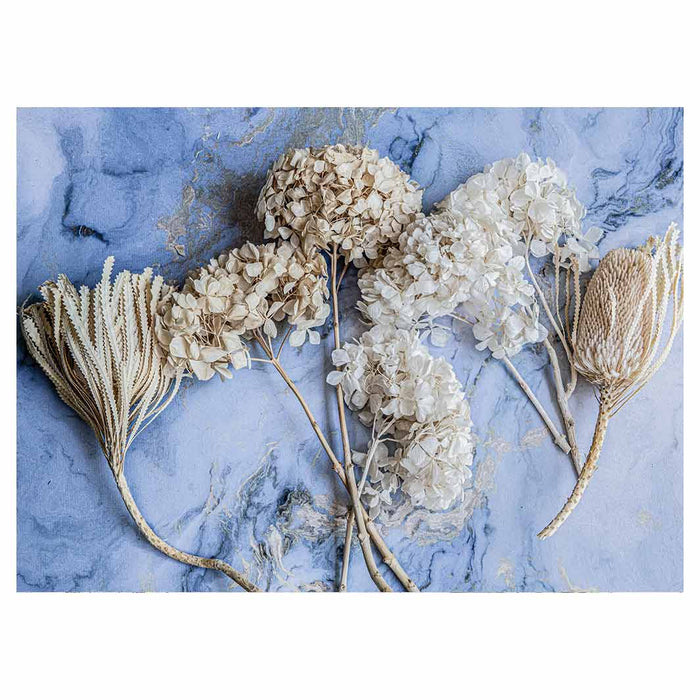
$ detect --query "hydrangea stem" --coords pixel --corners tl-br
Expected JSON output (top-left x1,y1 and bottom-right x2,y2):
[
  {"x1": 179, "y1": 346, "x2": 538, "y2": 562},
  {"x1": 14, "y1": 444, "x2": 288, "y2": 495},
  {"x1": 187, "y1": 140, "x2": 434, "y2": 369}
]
[
  {"x1": 501, "y1": 355, "x2": 571, "y2": 455},
  {"x1": 543, "y1": 338, "x2": 582, "y2": 476},
  {"x1": 331, "y1": 246, "x2": 392, "y2": 592},
  {"x1": 257, "y1": 343, "x2": 418, "y2": 592},
  {"x1": 523, "y1": 240, "x2": 582, "y2": 477},
  {"x1": 339, "y1": 509, "x2": 354, "y2": 592},
  {"x1": 450, "y1": 313, "x2": 571, "y2": 458},
  {"x1": 113, "y1": 465, "x2": 259, "y2": 591}
]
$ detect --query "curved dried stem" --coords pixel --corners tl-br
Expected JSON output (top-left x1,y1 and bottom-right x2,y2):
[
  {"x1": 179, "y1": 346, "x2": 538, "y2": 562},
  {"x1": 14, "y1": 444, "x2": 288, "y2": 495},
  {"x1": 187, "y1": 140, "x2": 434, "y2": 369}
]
[
  {"x1": 537, "y1": 399, "x2": 611, "y2": 539},
  {"x1": 115, "y1": 465, "x2": 259, "y2": 591}
]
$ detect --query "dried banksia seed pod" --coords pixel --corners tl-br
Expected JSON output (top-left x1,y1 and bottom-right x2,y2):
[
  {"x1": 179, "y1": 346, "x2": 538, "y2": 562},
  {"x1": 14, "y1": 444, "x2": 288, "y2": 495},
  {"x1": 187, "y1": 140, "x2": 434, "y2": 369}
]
[
  {"x1": 21, "y1": 258, "x2": 258, "y2": 591},
  {"x1": 538, "y1": 224, "x2": 683, "y2": 539}
]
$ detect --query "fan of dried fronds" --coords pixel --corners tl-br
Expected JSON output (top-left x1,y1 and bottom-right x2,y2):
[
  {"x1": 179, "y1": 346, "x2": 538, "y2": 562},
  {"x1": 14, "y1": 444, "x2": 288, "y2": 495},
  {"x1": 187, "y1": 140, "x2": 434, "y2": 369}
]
[
  {"x1": 21, "y1": 257, "x2": 258, "y2": 591},
  {"x1": 22, "y1": 258, "x2": 180, "y2": 468},
  {"x1": 538, "y1": 224, "x2": 683, "y2": 539}
]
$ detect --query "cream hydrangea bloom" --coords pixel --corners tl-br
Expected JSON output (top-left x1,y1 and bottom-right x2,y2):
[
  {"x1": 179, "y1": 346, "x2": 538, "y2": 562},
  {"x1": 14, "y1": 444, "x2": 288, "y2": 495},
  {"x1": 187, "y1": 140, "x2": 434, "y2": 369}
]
[
  {"x1": 328, "y1": 324, "x2": 474, "y2": 518},
  {"x1": 439, "y1": 152, "x2": 602, "y2": 272},
  {"x1": 358, "y1": 210, "x2": 546, "y2": 359},
  {"x1": 256, "y1": 144, "x2": 423, "y2": 266},
  {"x1": 157, "y1": 240, "x2": 330, "y2": 380}
]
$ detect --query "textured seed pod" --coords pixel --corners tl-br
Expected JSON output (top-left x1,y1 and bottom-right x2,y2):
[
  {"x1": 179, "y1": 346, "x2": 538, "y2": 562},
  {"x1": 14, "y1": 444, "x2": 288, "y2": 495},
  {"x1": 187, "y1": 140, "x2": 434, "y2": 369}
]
[
  {"x1": 573, "y1": 247, "x2": 655, "y2": 405},
  {"x1": 538, "y1": 224, "x2": 683, "y2": 539}
]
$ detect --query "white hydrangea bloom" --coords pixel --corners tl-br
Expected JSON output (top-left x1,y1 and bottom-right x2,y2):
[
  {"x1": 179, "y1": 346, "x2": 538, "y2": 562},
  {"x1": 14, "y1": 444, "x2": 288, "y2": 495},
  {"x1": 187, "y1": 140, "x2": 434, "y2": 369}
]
[
  {"x1": 438, "y1": 152, "x2": 602, "y2": 272},
  {"x1": 397, "y1": 410, "x2": 474, "y2": 511},
  {"x1": 256, "y1": 144, "x2": 423, "y2": 266},
  {"x1": 157, "y1": 240, "x2": 330, "y2": 380},
  {"x1": 358, "y1": 211, "x2": 546, "y2": 359},
  {"x1": 328, "y1": 324, "x2": 474, "y2": 518}
]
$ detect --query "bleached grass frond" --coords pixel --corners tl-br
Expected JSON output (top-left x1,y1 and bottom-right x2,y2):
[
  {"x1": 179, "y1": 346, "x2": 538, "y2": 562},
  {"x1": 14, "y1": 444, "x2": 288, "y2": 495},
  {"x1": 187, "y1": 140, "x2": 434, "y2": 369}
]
[
  {"x1": 21, "y1": 258, "x2": 258, "y2": 591},
  {"x1": 21, "y1": 257, "x2": 181, "y2": 472}
]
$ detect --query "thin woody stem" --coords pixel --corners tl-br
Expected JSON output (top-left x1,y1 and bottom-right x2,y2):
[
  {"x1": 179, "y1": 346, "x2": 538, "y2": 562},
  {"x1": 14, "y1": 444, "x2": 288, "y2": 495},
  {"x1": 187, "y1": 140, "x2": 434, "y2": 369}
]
[
  {"x1": 522, "y1": 239, "x2": 582, "y2": 476},
  {"x1": 335, "y1": 260, "x2": 350, "y2": 292},
  {"x1": 339, "y1": 509, "x2": 354, "y2": 592},
  {"x1": 450, "y1": 312, "x2": 570, "y2": 455},
  {"x1": 330, "y1": 248, "x2": 354, "y2": 469},
  {"x1": 331, "y1": 246, "x2": 392, "y2": 592},
  {"x1": 254, "y1": 338, "x2": 418, "y2": 591},
  {"x1": 113, "y1": 466, "x2": 259, "y2": 592},
  {"x1": 276, "y1": 325, "x2": 293, "y2": 360},
  {"x1": 543, "y1": 338, "x2": 582, "y2": 476},
  {"x1": 525, "y1": 235, "x2": 574, "y2": 369},
  {"x1": 501, "y1": 355, "x2": 571, "y2": 454}
]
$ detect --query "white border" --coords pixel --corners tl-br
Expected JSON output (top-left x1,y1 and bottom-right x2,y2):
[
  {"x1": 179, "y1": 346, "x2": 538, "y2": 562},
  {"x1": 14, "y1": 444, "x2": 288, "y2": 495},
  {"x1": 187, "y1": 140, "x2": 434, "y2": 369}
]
[{"x1": 2, "y1": 1, "x2": 695, "y2": 697}]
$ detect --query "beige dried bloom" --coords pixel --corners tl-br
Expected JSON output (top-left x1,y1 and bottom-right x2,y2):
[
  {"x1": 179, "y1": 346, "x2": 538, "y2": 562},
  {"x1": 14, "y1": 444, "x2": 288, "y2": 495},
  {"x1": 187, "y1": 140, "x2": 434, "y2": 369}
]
[
  {"x1": 538, "y1": 223, "x2": 683, "y2": 539},
  {"x1": 157, "y1": 240, "x2": 330, "y2": 380},
  {"x1": 256, "y1": 144, "x2": 423, "y2": 266}
]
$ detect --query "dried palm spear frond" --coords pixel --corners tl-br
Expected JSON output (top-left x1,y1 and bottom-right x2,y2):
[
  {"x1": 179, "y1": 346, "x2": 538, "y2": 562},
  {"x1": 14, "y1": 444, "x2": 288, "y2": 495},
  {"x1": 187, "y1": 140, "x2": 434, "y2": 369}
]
[
  {"x1": 537, "y1": 224, "x2": 683, "y2": 539},
  {"x1": 21, "y1": 257, "x2": 258, "y2": 591}
]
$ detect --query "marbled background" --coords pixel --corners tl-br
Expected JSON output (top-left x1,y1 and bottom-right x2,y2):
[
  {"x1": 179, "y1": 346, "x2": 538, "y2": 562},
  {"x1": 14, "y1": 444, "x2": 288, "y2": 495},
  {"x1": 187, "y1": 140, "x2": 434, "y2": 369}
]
[{"x1": 17, "y1": 108, "x2": 683, "y2": 592}]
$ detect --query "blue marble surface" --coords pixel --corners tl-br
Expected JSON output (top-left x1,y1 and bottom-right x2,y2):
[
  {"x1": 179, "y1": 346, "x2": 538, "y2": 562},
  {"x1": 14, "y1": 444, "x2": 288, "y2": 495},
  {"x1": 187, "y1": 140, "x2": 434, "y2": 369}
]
[{"x1": 16, "y1": 108, "x2": 683, "y2": 592}]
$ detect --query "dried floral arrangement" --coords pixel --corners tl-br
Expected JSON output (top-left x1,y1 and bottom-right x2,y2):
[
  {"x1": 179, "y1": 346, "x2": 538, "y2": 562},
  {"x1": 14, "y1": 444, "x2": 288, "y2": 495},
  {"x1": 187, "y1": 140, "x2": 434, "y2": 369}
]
[
  {"x1": 342, "y1": 151, "x2": 683, "y2": 541},
  {"x1": 21, "y1": 143, "x2": 683, "y2": 592}
]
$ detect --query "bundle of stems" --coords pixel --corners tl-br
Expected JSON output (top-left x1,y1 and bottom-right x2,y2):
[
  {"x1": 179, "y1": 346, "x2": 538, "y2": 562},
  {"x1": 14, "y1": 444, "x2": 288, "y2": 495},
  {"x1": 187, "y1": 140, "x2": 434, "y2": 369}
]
[
  {"x1": 21, "y1": 258, "x2": 259, "y2": 591},
  {"x1": 247, "y1": 294, "x2": 418, "y2": 592}
]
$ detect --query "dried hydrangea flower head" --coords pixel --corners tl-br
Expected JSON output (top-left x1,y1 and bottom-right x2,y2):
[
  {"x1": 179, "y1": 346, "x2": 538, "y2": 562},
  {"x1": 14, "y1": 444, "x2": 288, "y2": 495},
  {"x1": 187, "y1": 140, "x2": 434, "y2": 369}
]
[
  {"x1": 21, "y1": 257, "x2": 257, "y2": 591},
  {"x1": 256, "y1": 144, "x2": 423, "y2": 266},
  {"x1": 357, "y1": 210, "x2": 546, "y2": 358},
  {"x1": 396, "y1": 408, "x2": 474, "y2": 512},
  {"x1": 356, "y1": 152, "x2": 597, "y2": 362},
  {"x1": 439, "y1": 152, "x2": 602, "y2": 272},
  {"x1": 538, "y1": 224, "x2": 683, "y2": 539},
  {"x1": 328, "y1": 324, "x2": 474, "y2": 519},
  {"x1": 157, "y1": 240, "x2": 330, "y2": 380}
]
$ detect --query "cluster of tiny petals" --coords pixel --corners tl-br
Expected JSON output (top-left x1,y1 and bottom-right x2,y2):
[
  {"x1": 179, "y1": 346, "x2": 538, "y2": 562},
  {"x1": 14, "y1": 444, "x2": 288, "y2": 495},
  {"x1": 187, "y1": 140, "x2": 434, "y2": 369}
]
[
  {"x1": 256, "y1": 144, "x2": 423, "y2": 266},
  {"x1": 328, "y1": 324, "x2": 474, "y2": 518},
  {"x1": 358, "y1": 210, "x2": 546, "y2": 359},
  {"x1": 157, "y1": 240, "x2": 330, "y2": 381},
  {"x1": 439, "y1": 152, "x2": 602, "y2": 272}
]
